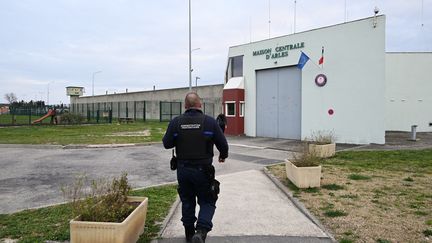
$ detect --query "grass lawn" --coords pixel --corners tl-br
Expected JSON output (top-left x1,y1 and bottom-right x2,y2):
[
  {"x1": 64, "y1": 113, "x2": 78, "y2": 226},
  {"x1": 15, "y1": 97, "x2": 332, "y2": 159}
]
[
  {"x1": 0, "y1": 184, "x2": 178, "y2": 243},
  {"x1": 267, "y1": 149, "x2": 432, "y2": 243},
  {"x1": 0, "y1": 121, "x2": 168, "y2": 145}
]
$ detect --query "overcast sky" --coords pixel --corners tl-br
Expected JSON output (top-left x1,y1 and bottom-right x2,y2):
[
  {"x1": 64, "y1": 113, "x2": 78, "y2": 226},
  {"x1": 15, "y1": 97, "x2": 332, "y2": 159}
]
[{"x1": 1, "y1": 0, "x2": 431, "y2": 104}]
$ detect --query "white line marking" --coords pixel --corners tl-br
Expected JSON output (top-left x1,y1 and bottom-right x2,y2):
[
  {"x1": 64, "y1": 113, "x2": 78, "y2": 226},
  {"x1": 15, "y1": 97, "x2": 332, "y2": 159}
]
[{"x1": 229, "y1": 143, "x2": 267, "y2": 149}]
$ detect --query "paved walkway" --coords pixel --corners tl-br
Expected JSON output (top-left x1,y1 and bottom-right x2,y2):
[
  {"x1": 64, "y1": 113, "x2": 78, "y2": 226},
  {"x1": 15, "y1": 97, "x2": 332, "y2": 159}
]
[
  {"x1": 155, "y1": 170, "x2": 333, "y2": 243},
  {"x1": 155, "y1": 132, "x2": 432, "y2": 243}
]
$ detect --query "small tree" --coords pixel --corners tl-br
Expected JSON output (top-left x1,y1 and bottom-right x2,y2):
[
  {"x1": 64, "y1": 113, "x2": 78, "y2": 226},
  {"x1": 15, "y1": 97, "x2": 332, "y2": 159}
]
[
  {"x1": 4, "y1": 93, "x2": 17, "y2": 104},
  {"x1": 4, "y1": 93, "x2": 18, "y2": 124}
]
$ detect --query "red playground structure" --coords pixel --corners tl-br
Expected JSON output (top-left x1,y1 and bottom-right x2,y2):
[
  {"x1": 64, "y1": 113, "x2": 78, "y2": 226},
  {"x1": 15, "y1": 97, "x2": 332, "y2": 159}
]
[{"x1": 32, "y1": 108, "x2": 57, "y2": 125}]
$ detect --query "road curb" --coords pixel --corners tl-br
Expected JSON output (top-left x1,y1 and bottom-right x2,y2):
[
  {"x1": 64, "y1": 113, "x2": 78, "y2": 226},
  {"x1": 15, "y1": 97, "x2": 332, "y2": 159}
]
[
  {"x1": 0, "y1": 144, "x2": 64, "y2": 149},
  {"x1": 262, "y1": 167, "x2": 336, "y2": 243},
  {"x1": 141, "y1": 181, "x2": 181, "y2": 243},
  {"x1": 64, "y1": 142, "x2": 161, "y2": 149},
  {"x1": 151, "y1": 196, "x2": 181, "y2": 243},
  {"x1": 0, "y1": 142, "x2": 162, "y2": 149}
]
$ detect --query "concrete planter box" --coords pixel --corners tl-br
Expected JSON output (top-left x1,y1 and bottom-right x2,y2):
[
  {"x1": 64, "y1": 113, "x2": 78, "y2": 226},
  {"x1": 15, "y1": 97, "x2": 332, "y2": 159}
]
[
  {"x1": 70, "y1": 196, "x2": 148, "y2": 243},
  {"x1": 285, "y1": 159, "x2": 321, "y2": 188},
  {"x1": 308, "y1": 143, "x2": 336, "y2": 158}
]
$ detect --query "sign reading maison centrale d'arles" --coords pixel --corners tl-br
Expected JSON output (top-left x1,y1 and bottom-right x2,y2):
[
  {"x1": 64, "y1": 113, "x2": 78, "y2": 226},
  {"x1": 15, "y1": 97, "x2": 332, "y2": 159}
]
[{"x1": 252, "y1": 42, "x2": 305, "y2": 60}]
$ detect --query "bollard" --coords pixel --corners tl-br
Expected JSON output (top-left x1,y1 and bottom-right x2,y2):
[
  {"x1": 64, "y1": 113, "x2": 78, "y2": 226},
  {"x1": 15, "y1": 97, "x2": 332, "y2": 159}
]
[{"x1": 410, "y1": 125, "x2": 417, "y2": 141}]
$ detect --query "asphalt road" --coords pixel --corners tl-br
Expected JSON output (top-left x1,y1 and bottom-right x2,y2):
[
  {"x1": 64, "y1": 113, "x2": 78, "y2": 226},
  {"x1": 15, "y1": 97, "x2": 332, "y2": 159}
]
[{"x1": 0, "y1": 141, "x2": 290, "y2": 214}]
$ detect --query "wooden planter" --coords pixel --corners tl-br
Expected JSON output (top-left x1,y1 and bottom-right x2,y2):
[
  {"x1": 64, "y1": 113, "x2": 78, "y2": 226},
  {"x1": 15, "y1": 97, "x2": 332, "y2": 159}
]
[
  {"x1": 285, "y1": 159, "x2": 321, "y2": 188},
  {"x1": 308, "y1": 143, "x2": 336, "y2": 158},
  {"x1": 70, "y1": 196, "x2": 148, "y2": 243}
]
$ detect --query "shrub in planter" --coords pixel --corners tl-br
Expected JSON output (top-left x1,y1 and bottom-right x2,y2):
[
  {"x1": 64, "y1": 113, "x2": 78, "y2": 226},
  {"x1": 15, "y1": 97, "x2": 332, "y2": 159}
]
[
  {"x1": 307, "y1": 130, "x2": 336, "y2": 158},
  {"x1": 308, "y1": 130, "x2": 335, "y2": 145},
  {"x1": 62, "y1": 173, "x2": 148, "y2": 243},
  {"x1": 291, "y1": 147, "x2": 322, "y2": 167},
  {"x1": 286, "y1": 146, "x2": 322, "y2": 188}
]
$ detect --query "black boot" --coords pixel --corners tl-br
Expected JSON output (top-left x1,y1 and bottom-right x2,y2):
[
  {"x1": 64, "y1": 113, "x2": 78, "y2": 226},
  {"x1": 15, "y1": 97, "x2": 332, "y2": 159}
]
[
  {"x1": 192, "y1": 228, "x2": 208, "y2": 243},
  {"x1": 185, "y1": 225, "x2": 195, "y2": 242}
]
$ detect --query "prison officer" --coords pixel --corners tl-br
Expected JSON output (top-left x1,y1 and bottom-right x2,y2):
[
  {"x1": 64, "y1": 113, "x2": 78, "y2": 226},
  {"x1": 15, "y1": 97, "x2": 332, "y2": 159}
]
[{"x1": 162, "y1": 92, "x2": 228, "y2": 243}]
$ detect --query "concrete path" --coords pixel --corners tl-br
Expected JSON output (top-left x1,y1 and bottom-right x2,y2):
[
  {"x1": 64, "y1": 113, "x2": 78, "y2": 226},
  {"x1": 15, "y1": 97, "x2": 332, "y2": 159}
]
[{"x1": 157, "y1": 170, "x2": 332, "y2": 243}]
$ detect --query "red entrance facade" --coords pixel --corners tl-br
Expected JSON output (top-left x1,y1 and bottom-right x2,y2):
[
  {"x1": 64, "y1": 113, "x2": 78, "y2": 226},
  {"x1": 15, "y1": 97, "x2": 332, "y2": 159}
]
[{"x1": 222, "y1": 84, "x2": 244, "y2": 135}]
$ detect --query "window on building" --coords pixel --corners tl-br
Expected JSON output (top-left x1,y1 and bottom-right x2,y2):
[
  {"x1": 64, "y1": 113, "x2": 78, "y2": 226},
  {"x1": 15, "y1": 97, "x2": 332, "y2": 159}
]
[
  {"x1": 240, "y1": 102, "x2": 245, "y2": 117},
  {"x1": 231, "y1": 56, "x2": 243, "y2": 77},
  {"x1": 225, "y1": 102, "x2": 236, "y2": 117}
]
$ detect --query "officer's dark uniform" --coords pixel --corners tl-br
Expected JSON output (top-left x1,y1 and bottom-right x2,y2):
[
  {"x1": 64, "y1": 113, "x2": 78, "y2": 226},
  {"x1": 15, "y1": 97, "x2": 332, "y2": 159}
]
[{"x1": 162, "y1": 108, "x2": 228, "y2": 234}]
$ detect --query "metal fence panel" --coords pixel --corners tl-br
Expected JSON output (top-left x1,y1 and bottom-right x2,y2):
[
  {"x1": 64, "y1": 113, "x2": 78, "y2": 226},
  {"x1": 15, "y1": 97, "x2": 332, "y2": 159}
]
[
  {"x1": 160, "y1": 102, "x2": 171, "y2": 121},
  {"x1": 135, "y1": 101, "x2": 145, "y2": 120},
  {"x1": 112, "y1": 102, "x2": 118, "y2": 118},
  {"x1": 127, "y1": 101, "x2": 134, "y2": 118},
  {"x1": 171, "y1": 102, "x2": 181, "y2": 119},
  {"x1": 147, "y1": 101, "x2": 158, "y2": 120},
  {"x1": 160, "y1": 101, "x2": 181, "y2": 121},
  {"x1": 82, "y1": 104, "x2": 87, "y2": 117},
  {"x1": 119, "y1": 102, "x2": 127, "y2": 118},
  {"x1": 203, "y1": 103, "x2": 215, "y2": 117}
]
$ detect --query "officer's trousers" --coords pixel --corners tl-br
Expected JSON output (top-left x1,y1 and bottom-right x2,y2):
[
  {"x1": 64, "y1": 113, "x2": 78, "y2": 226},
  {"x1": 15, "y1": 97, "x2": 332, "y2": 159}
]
[{"x1": 177, "y1": 164, "x2": 217, "y2": 231}]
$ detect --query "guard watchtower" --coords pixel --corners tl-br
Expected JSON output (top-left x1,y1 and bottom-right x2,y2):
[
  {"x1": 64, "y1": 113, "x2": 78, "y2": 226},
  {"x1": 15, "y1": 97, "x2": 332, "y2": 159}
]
[{"x1": 66, "y1": 86, "x2": 84, "y2": 104}]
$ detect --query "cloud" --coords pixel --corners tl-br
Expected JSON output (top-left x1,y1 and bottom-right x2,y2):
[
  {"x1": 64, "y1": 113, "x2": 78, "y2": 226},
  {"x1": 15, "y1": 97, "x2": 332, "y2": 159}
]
[{"x1": 0, "y1": 0, "x2": 430, "y2": 104}]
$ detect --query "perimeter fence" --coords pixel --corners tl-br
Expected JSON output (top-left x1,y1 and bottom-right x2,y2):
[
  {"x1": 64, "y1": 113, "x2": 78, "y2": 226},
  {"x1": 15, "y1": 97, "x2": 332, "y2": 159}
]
[
  {"x1": 71, "y1": 101, "x2": 216, "y2": 122},
  {"x1": 0, "y1": 100, "x2": 217, "y2": 126}
]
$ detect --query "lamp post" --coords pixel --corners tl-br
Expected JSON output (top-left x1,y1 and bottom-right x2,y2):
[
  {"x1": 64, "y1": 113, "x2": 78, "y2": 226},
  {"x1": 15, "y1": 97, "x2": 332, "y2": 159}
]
[
  {"x1": 92, "y1": 71, "x2": 102, "y2": 96},
  {"x1": 47, "y1": 81, "x2": 55, "y2": 106},
  {"x1": 294, "y1": 0, "x2": 297, "y2": 33},
  {"x1": 195, "y1": 76, "x2": 200, "y2": 87},
  {"x1": 189, "y1": 0, "x2": 192, "y2": 90},
  {"x1": 47, "y1": 83, "x2": 50, "y2": 106},
  {"x1": 190, "y1": 47, "x2": 200, "y2": 90},
  {"x1": 268, "y1": 0, "x2": 271, "y2": 38},
  {"x1": 38, "y1": 92, "x2": 44, "y2": 102}
]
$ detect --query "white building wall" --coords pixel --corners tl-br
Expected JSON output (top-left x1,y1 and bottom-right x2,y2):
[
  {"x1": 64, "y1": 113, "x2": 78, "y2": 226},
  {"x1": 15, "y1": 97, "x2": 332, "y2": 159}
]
[
  {"x1": 228, "y1": 16, "x2": 386, "y2": 144},
  {"x1": 386, "y1": 53, "x2": 432, "y2": 132}
]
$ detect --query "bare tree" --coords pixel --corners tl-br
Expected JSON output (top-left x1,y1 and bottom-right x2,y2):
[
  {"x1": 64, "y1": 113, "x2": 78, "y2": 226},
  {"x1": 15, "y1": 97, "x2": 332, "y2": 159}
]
[{"x1": 4, "y1": 93, "x2": 17, "y2": 104}]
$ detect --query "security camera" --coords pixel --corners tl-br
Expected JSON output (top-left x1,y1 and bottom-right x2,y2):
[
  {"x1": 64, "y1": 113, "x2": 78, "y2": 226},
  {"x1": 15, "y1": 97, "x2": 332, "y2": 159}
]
[{"x1": 374, "y1": 7, "x2": 379, "y2": 15}]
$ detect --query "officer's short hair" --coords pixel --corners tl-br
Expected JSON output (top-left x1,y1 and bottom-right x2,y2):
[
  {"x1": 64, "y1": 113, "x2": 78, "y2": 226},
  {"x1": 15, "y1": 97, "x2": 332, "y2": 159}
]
[{"x1": 185, "y1": 92, "x2": 201, "y2": 109}]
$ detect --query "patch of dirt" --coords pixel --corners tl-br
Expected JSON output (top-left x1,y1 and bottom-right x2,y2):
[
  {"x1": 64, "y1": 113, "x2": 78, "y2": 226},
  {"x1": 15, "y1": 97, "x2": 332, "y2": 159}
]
[
  {"x1": 268, "y1": 163, "x2": 432, "y2": 242},
  {"x1": 106, "y1": 130, "x2": 151, "y2": 137},
  {"x1": 1, "y1": 239, "x2": 19, "y2": 243}
]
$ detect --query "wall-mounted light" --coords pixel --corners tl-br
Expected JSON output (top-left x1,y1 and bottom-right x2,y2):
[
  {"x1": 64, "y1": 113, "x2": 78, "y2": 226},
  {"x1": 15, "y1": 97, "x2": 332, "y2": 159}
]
[{"x1": 373, "y1": 7, "x2": 379, "y2": 28}]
